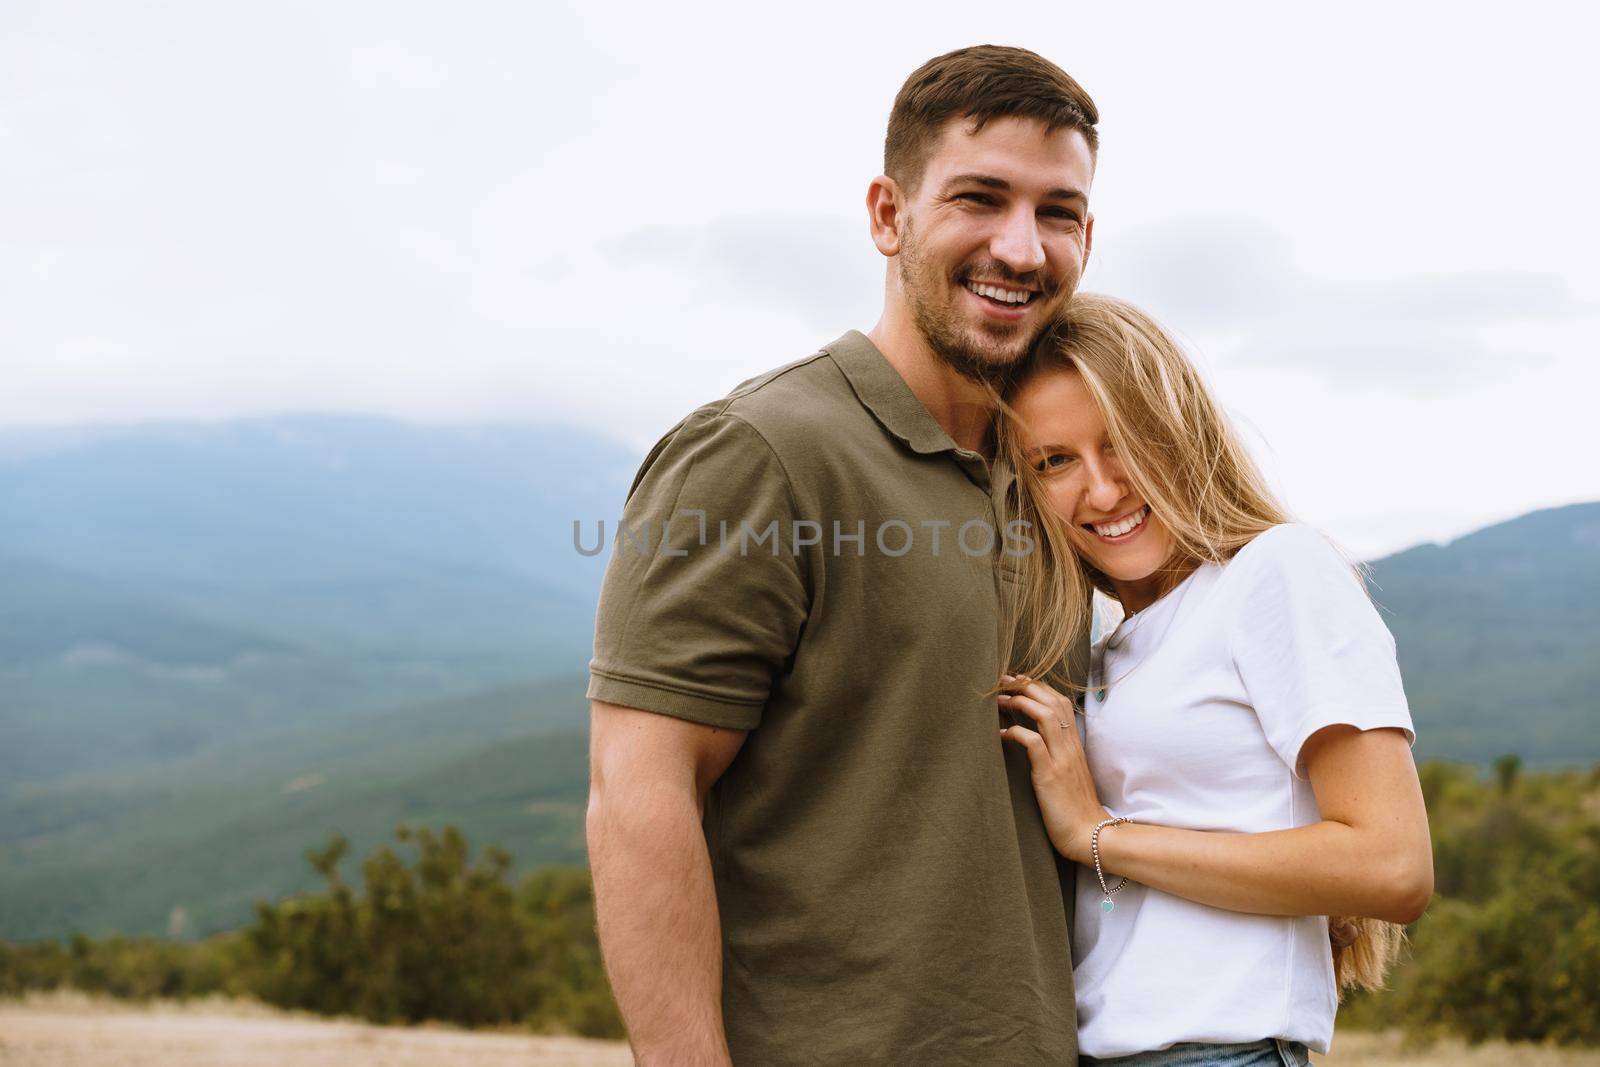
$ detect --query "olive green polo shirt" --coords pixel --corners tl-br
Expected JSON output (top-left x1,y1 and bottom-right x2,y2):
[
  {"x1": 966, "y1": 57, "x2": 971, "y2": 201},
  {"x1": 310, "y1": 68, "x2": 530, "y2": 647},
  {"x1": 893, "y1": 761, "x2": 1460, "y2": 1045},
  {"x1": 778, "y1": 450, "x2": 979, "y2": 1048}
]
[{"x1": 589, "y1": 330, "x2": 1079, "y2": 1065}]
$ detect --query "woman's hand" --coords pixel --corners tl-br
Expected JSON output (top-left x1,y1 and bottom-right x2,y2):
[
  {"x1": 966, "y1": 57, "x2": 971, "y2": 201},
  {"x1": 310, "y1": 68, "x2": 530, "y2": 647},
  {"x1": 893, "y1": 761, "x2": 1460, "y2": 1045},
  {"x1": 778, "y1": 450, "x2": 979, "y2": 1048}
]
[{"x1": 998, "y1": 673, "x2": 1110, "y2": 864}]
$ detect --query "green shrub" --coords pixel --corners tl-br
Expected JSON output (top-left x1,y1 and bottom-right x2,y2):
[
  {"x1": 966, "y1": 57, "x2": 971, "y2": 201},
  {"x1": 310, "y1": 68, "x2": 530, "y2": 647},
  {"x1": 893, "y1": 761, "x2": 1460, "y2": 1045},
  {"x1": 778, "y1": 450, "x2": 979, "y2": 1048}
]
[
  {"x1": 235, "y1": 824, "x2": 623, "y2": 1037},
  {"x1": 2, "y1": 823, "x2": 623, "y2": 1039},
  {"x1": 1345, "y1": 763, "x2": 1600, "y2": 1046}
]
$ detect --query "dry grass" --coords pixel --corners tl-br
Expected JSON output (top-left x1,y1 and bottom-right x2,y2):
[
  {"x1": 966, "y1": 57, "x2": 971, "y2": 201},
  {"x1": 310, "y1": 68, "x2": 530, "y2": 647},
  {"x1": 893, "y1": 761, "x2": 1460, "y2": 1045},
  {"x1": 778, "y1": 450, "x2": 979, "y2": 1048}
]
[
  {"x1": 4, "y1": 992, "x2": 1599, "y2": 1066},
  {"x1": 1316, "y1": 1031, "x2": 1600, "y2": 1066}
]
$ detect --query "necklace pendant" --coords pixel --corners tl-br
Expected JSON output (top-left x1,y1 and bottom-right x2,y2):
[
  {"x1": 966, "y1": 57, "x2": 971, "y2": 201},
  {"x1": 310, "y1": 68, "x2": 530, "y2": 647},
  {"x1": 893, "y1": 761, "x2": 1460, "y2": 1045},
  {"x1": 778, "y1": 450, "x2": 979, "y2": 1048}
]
[
  {"x1": 1094, "y1": 688, "x2": 1106, "y2": 702},
  {"x1": 1101, "y1": 899, "x2": 1115, "y2": 914}
]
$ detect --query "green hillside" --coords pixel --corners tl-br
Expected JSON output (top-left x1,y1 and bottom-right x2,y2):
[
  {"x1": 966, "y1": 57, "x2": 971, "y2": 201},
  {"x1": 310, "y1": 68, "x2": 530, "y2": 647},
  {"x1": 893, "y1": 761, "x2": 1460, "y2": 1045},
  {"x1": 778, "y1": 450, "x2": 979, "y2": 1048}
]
[
  {"x1": 0, "y1": 554, "x2": 294, "y2": 669},
  {"x1": 1369, "y1": 501, "x2": 1600, "y2": 765},
  {"x1": 0, "y1": 678, "x2": 592, "y2": 941}
]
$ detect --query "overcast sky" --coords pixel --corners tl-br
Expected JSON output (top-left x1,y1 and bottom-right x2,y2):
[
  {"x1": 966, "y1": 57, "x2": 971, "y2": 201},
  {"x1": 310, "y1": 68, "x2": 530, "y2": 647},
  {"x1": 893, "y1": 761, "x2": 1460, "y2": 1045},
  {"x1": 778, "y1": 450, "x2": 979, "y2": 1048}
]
[{"x1": 4, "y1": 0, "x2": 1597, "y2": 556}]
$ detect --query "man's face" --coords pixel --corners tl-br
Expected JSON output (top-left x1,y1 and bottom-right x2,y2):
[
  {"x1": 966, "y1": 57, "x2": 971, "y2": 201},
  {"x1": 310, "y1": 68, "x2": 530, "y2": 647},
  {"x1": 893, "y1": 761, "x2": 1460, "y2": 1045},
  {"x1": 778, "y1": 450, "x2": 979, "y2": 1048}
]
[{"x1": 895, "y1": 116, "x2": 1095, "y2": 383}]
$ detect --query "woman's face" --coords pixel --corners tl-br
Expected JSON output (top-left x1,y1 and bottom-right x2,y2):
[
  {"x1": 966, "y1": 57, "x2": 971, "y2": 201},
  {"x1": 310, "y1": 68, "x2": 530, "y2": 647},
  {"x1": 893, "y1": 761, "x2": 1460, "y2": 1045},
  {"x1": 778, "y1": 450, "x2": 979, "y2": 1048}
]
[{"x1": 1011, "y1": 367, "x2": 1176, "y2": 606}]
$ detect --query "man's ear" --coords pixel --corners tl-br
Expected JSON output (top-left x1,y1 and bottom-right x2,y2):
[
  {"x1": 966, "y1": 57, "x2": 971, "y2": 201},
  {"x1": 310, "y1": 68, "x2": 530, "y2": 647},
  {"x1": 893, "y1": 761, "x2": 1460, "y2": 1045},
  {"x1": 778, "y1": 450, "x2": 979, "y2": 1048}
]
[
  {"x1": 1081, "y1": 213, "x2": 1095, "y2": 273},
  {"x1": 866, "y1": 176, "x2": 903, "y2": 257}
]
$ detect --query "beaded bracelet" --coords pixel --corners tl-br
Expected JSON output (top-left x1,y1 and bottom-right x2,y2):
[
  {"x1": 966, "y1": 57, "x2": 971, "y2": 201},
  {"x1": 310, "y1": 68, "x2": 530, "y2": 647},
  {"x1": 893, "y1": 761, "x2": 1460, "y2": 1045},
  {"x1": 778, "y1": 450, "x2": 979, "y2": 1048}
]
[{"x1": 1090, "y1": 816, "x2": 1131, "y2": 913}]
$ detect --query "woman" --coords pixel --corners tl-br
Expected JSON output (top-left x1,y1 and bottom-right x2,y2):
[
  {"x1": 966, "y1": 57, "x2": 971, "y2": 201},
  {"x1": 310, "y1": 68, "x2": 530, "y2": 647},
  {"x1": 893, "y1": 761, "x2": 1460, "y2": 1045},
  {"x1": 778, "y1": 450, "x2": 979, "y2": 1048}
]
[{"x1": 994, "y1": 294, "x2": 1434, "y2": 1066}]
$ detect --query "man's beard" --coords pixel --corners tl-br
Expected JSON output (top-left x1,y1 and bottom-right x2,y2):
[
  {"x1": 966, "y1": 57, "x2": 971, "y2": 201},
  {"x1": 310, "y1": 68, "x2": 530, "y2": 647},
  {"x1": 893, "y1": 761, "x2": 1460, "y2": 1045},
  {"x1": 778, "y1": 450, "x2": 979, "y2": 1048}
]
[{"x1": 897, "y1": 219, "x2": 1059, "y2": 388}]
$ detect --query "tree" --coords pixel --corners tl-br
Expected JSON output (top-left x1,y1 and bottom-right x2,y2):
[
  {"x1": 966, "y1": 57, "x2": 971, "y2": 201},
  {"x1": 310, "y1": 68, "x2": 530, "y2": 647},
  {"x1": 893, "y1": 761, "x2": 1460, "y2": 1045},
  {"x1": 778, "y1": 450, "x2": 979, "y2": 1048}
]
[{"x1": 1494, "y1": 753, "x2": 1522, "y2": 795}]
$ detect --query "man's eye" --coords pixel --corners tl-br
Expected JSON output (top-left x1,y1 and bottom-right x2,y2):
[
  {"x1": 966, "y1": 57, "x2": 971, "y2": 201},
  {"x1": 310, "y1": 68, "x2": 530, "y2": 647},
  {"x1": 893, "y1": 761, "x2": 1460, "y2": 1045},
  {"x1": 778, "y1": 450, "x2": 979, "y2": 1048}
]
[{"x1": 957, "y1": 193, "x2": 996, "y2": 206}]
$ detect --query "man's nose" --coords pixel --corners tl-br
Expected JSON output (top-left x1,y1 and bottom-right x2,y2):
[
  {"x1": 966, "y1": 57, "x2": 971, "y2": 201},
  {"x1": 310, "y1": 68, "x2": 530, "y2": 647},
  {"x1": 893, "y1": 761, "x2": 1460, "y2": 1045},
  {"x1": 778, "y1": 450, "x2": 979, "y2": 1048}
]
[{"x1": 991, "y1": 207, "x2": 1045, "y2": 276}]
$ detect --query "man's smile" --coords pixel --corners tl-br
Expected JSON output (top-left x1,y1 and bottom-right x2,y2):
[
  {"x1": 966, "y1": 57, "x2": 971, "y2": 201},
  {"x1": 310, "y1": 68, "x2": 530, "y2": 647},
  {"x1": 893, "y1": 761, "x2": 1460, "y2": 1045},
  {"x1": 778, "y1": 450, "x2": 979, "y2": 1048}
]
[
  {"x1": 963, "y1": 279, "x2": 1037, "y2": 306},
  {"x1": 960, "y1": 275, "x2": 1043, "y2": 320}
]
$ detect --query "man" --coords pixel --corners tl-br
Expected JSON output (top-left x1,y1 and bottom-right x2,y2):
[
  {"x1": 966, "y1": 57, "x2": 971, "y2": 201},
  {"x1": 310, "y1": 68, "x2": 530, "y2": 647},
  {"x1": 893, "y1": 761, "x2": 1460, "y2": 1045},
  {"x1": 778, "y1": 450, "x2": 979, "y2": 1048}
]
[{"x1": 586, "y1": 45, "x2": 1099, "y2": 1065}]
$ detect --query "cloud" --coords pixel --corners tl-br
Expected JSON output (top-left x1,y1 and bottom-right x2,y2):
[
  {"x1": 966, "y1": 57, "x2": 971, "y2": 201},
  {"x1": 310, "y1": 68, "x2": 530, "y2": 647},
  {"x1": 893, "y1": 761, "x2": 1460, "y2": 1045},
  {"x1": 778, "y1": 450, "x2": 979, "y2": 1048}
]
[
  {"x1": 2, "y1": 1, "x2": 1596, "y2": 557},
  {"x1": 1091, "y1": 218, "x2": 1593, "y2": 388},
  {"x1": 601, "y1": 212, "x2": 881, "y2": 335},
  {"x1": 604, "y1": 211, "x2": 1595, "y2": 394}
]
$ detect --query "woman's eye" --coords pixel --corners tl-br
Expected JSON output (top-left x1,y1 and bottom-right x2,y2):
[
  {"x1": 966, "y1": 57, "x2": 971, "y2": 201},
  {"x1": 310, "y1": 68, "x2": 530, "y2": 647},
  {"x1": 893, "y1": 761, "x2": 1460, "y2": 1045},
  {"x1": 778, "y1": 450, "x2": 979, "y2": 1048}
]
[{"x1": 1036, "y1": 453, "x2": 1072, "y2": 472}]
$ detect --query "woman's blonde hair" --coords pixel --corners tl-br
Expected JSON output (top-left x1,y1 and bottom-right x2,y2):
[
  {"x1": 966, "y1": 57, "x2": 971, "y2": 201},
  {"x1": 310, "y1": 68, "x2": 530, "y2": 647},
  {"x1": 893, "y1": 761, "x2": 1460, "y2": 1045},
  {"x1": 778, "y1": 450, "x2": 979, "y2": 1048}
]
[{"x1": 997, "y1": 291, "x2": 1402, "y2": 995}]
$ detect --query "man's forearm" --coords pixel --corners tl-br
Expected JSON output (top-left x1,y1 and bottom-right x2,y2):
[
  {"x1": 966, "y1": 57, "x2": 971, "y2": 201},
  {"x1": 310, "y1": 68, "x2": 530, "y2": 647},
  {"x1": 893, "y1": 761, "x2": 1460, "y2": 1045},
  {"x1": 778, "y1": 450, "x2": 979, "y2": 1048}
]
[{"x1": 589, "y1": 790, "x2": 732, "y2": 1066}]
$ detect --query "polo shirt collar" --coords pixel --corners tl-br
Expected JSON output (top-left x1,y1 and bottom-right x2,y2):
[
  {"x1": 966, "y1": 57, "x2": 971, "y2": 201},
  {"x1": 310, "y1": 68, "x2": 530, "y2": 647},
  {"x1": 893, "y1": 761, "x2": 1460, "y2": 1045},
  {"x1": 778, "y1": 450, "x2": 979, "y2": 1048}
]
[
  {"x1": 825, "y1": 330, "x2": 1017, "y2": 500},
  {"x1": 825, "y1": 330, "x2": 963, "y2": 456}
]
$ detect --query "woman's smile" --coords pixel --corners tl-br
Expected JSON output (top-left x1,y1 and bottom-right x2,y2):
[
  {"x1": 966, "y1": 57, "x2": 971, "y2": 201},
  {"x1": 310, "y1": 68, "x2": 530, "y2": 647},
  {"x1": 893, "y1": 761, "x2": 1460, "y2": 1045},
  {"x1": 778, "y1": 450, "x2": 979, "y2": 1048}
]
[{"x1": 1082, "y1": 504, "x2": 1151, "y2": 544}]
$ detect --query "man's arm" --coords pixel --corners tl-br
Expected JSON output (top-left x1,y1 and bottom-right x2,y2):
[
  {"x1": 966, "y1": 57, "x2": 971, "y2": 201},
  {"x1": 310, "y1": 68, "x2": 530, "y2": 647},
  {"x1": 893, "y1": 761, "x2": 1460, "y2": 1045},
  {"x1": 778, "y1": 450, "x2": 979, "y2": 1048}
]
[{"x1": 587, "y1": 698, "x2": 747, "y2": 1067}]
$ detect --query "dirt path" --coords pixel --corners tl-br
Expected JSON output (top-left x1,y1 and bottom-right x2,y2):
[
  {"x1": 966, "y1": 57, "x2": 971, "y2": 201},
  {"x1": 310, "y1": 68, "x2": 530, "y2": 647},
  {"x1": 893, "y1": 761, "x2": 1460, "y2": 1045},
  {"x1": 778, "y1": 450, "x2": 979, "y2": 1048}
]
[
  {"x1": 0, "y1": 991, "x2": 633, "y2": 1067},
  {"x1": 3, "y1": 992, "x2": 1597, "y2": 1066}
]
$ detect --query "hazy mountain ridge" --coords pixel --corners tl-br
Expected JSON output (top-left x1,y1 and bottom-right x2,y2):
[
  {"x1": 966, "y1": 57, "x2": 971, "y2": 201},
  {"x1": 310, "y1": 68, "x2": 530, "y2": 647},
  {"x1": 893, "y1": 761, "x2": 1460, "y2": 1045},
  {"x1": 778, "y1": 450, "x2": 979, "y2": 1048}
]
[{"x1": 0, "y1": 414, "x2": 634, "y2": 592}]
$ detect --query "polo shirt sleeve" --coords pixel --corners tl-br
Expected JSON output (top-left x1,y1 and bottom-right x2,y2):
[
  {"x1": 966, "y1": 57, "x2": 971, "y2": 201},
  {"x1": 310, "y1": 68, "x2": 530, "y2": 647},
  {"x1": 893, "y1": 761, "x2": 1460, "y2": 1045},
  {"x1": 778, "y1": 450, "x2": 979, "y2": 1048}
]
[
  {"x1": 1226, "y1": 524, "x2": 1416, "y2": 779},
  {"x1": 587, "y1": 410, "x2": 810, "y2": 731}
]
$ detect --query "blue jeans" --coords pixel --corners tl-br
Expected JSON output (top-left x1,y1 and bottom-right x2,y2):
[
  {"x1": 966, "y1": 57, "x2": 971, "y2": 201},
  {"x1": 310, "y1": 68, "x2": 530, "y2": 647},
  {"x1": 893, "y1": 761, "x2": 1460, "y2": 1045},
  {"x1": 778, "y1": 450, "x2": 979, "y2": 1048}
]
[{"x1": 1082, "y1": 1038, "x2": 1310, "y2": 1067}]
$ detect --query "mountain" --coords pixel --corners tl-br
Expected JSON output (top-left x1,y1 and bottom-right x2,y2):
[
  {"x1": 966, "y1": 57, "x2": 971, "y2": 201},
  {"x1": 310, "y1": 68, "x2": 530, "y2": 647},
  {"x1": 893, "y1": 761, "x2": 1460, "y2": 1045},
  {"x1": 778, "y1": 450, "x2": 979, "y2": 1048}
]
[
  {"x1": 0, "y1": 414, "x2": 641, "y2": 940},
  {"x1": 1367, "y1": 501, "x2": 1600, "y2": 766},
  {"x1": 0, "y1": 415, "x2": 641, "y2": 787},
  {"x1": 0, "y1": 414, "x2": 1594, "y2": 941}
]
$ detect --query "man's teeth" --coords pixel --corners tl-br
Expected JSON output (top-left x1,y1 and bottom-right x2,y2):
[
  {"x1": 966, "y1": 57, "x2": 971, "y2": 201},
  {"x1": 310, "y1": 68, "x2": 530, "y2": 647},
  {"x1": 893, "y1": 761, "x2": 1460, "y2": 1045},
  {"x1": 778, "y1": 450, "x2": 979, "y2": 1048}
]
[
  {"x1": 965, "y1": 281, "x2": 1032, "y2": 305},
  {"x1": 1091, "y1": 506, "x2": 1149, "y2": 538}
]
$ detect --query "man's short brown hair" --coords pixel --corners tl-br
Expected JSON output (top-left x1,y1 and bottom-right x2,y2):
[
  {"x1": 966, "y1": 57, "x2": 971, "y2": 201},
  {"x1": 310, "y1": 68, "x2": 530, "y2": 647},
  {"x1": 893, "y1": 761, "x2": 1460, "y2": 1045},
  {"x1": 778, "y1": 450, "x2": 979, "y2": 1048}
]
[{"x1": 885, "y1": 45, "x2": 1099, "y2": 195}]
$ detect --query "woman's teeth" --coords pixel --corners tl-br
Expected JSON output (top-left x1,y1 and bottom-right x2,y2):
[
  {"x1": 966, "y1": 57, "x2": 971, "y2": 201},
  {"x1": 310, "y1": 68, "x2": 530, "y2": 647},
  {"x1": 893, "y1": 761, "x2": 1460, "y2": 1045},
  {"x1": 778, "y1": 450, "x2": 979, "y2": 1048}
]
[{"x1": 1089, "y1": 506, "x2": 1149, "y2": 539}]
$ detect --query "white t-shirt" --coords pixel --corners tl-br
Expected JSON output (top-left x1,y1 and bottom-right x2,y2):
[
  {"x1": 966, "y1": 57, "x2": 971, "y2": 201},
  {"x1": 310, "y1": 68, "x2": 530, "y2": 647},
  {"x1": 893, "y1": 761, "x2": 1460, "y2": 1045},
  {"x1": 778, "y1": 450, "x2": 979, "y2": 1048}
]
[{"x1": 1072, "y1": 523, "x2": 1416, "y2": 1058}]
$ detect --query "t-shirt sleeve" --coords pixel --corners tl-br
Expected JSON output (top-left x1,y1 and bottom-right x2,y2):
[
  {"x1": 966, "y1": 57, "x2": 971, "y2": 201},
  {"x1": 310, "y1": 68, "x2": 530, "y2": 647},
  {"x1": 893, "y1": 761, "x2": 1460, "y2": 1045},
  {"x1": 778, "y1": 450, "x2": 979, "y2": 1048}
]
[
  {"x1": 586, "y1": 409, "x2": 810, "y2": 731},
  {"x1": 1227, "y1": 524, "x2": 1416, "y2": 778}
]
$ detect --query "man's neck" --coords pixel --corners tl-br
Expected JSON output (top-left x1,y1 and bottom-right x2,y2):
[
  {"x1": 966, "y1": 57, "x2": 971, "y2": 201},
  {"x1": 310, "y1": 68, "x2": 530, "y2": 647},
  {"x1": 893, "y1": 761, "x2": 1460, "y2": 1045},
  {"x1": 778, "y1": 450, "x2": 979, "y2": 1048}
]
[{"x1": 867, "y1": 311, "x2": 997, "y2": 456}]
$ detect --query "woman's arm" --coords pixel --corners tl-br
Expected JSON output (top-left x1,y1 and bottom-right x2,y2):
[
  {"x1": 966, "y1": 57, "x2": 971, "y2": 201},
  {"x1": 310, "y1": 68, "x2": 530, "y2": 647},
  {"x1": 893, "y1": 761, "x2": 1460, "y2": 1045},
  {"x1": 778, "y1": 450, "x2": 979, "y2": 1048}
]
[{"x1": 999, "y1": 677, "x2": 1434, "y2": 924}]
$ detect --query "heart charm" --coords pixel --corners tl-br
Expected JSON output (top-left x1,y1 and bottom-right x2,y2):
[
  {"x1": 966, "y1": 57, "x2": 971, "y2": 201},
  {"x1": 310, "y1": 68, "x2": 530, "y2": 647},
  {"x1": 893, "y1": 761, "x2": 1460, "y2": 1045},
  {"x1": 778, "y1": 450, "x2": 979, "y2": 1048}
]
[{"x1": 1101, "y1": 899, "x2": 1115, "y2": 914}]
